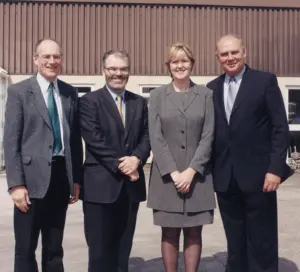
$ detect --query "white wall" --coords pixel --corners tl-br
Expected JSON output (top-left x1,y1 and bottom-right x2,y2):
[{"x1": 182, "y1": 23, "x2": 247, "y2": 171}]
[{"x1": 0, "y1": 68, "x2": 9, "y2": 170}]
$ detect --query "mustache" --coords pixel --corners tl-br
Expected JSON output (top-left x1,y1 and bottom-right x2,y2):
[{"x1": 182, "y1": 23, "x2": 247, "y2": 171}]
[{"x1": 109, "y1": 75, "x2": 128, "y2": 80}]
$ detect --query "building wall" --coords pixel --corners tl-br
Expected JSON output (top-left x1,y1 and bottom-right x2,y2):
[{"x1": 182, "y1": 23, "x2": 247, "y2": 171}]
[
  {"x1": 0, "y1": 69, "x2": 9, "y2": 170},
  {"x1": 0, "y1": 1, "x2": 300, "y2": 76}
]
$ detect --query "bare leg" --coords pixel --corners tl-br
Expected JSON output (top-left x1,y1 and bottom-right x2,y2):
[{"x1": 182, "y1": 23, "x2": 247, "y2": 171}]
[
  {"x1": 183, "y1": 226, "x2": 203, "y2": 272},
  {"x1": 161, "y1": 227, "x2": 181, "y2": 272}
]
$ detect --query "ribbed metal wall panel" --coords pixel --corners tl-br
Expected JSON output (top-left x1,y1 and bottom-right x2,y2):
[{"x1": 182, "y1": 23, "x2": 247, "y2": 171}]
[{"x1": 0, "y1": 2, "x2": 299, "y2": 76}]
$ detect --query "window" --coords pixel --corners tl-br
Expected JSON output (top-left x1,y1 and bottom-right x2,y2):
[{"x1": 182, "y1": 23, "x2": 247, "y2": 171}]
[
  {"x1": 140, "y1": 86, "x2": 160, "y2": 96},
  {"x1": 139, "y1": 85, "x2": 161, "y2": 106},
  {"x1": 287, "y1": 88, "x2": 300, "y2": 164},
  {"x1": 288, "y1": 89, "x2": 300, "y2": 125},
  {"x1": 72, "y1": 85, "x2": 94, "y2": 98}
]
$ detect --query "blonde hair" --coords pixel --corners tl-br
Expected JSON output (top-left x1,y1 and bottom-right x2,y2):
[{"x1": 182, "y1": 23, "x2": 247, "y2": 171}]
[{"x1": 165, "y1": 42, "x2": 195, "y2": 69}]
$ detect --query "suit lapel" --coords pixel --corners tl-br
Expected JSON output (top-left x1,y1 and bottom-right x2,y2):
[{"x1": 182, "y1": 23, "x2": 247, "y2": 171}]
[
  {"x1": 29, "y1": 76, "x2": 52, "y2": 130},
  {"x1": 231, "y1": 66, "x2": 251, "y2": 116},
  {"x1": 57, "y1": 80, "x2": 71, "y2": 124},
  {"x1": 215, "y1": 75, "x2": 228, "y2": 124},
  {"x1": 166, "y1": 83, "x2": 185, "y2": 114},
  {"x1": 124, "y1": 91, "x2": 137, "y2": 142},
  {"x1": 102, "y1": 87, "x2": 125, "y2": 133},
  {"x1": 182, "y1": 81, "x2": 197, "y2": 111},
  {"x1": 57, "y1": 80, "x2": 72, "y2": 143}
]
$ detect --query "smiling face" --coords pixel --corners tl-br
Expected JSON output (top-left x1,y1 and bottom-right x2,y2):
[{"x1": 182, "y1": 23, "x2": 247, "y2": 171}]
[
  {"x1": 216, "y1": 36, "x2": 246, "y2": 76},
  {"x1": 102, "y1": 54, "x2": 130, "y2": 93},
  {"x1": 169, "y1": 50, "x2": 193, "y2": 81},
  {"x1": 166, "y1": 43, "x2": 194, "y2": 81},
  {"x1": 33, "y1": 40, "x2": 62, "y2": 82}
]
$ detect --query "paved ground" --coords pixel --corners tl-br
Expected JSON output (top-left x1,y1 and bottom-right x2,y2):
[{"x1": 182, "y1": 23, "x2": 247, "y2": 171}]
[{"x1": 0, "y1": 169, "x2": 299, "y2": 272}]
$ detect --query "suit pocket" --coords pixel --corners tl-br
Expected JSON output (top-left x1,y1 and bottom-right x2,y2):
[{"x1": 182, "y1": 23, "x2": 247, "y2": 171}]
[{"x1": 22, "y1": 156, "x2": 32, "y2": 164}]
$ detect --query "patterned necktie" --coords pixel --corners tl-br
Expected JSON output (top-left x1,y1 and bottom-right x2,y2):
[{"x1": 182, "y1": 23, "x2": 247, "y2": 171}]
[
  {"x1": 116, "y1": 94, "x2": 125, "y2": 127},
  {"x1": 47, "y1": 82, "x2": 62, "y2": 154},
  {"x1": 225, "y1": 77, "x2": 237, "y2": 123}
]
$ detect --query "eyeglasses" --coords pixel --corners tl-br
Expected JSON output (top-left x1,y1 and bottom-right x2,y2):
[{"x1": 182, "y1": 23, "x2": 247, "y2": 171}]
[
  {"x1": 38, "y1": 54, "x2": 62, "y2": 62},
  {"x1": 104, "y1": 67, "x2": 130, "y2": 75}
]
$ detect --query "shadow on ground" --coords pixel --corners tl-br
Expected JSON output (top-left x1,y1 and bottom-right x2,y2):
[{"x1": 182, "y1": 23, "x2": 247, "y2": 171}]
[{"x1": 129, "y1": 252, "x2": 299, "y2": 272}]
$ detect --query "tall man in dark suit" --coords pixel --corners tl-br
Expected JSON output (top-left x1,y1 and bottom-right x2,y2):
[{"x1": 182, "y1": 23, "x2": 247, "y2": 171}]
[
  {"x1": 3, "y1": 38, "x2": 83, "y2": 272},
  {"x1": 207, "y1": 35, "x2": 292, "y2": 272},
  {"x1": 79, "y1": 50, "x2": 151, "y2": 272}
]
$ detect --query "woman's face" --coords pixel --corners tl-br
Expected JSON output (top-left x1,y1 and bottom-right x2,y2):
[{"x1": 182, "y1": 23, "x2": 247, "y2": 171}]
[{"x1": 169, "y1": 50, "x2": 193, "y2": 81}]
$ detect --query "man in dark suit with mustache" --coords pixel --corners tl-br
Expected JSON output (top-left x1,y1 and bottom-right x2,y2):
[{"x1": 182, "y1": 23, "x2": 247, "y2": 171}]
[{"x1": 79, "y1": 50, "x2": 151, "y2": 272}]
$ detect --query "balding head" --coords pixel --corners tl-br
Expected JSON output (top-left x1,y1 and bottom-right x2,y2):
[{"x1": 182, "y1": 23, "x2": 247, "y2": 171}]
[
  {"x1": 215, "y1": 34, "x2": 246, "y2": 76},
  {"x1": 33, "y1": 38, "x2": 62, "y2": 82}
]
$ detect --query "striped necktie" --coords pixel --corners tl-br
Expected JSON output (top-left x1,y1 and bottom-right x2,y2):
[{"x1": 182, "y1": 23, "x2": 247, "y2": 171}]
[{"x1": 47, "y1": 82, "x2": 62, "y2": 154}]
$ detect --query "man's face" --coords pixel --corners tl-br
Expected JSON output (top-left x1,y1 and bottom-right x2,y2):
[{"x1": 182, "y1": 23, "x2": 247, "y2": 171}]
[
  {"x1": 216, "y1": 37, "x2": 246, "y2": 76},
  {"x1": 33, "y1": 40, "x2": 62, "y2": 81},
  {"x1": 102, "y1": 55, "x2": 129, "y2": 92}
]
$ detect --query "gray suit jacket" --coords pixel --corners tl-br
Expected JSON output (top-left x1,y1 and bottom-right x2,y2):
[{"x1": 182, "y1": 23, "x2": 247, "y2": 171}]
[
  {"x1": 3, "y1": 76, "x2": 83, "y2": 198},
  {"x1": 147, "y1": 82, "x2": 216, "y2": 213}
]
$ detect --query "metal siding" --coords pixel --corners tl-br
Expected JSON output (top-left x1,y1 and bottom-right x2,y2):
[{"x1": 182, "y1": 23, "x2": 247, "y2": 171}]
[
  {"x1": 0, "y1": 2, "x2": 300, "y2": 76},
  {"x1": 13, "y1": 0, "x2": 300, "y2": 9}
]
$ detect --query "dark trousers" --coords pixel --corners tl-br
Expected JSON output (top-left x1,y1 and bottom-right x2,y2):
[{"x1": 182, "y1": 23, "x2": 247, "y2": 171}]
[
  {"x1": 14, "y1": 157, "x2": 70, "y2": 272},
  {"x1": 83, "y1": 186, "x2": 139, "y2": 272},
  {"x1": 217, "y1": 178, "x2": 278, "y2": 272}
]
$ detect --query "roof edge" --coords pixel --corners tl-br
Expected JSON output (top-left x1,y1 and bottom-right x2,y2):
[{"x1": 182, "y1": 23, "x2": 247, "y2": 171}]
[{"x1": 2, "y1": 0, "x2": 300, "y2": 8}]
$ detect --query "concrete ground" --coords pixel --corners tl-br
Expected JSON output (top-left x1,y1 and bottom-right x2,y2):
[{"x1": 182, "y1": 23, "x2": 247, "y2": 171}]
[{"x1": 0, "y1": 169, "x2": 299, "y2": 272}]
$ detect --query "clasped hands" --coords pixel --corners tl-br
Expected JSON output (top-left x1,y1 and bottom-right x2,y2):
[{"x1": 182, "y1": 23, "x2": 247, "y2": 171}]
[
  {"x1": 170, "y1": 168, "x2": 196, "y2": 194},
  {"x1": 118, "y1": 156, "x2": 140, "y2": 182}
]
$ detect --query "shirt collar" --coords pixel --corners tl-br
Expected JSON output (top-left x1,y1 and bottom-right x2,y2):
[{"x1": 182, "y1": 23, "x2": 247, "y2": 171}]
[
  {"x1": 36, "y1": 72, "x2": 59, "y2": 93},
  {"x1": 106, "y1": 84, "x2": 126, "y2": 102},
  {"x1": 225, "y1": 65, "x2": 246, "y2": 83}
]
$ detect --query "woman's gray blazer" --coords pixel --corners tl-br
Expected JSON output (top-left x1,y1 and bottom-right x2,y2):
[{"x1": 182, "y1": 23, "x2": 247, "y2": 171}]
[{"x1": 147, "y1": 82, "x2": 216, "y2": 213}]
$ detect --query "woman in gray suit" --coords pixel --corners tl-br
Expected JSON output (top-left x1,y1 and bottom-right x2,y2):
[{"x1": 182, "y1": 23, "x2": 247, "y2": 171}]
[{"x1": 147, "y1": 43, "x2": 216, "y2": 271}]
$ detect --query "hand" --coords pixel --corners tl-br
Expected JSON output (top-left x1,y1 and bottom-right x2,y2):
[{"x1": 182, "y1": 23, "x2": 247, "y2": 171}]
[
  {"x1": 69, "y1": 183, "x2": 80, "y2": 204},
  {"x1": 170, "y1": 171, "x2": 182, "y2": 188},
  {"x1": 263, "y1": 173, "x2": 281, "y2": 192},
  {"x1": 118, "y1": 156, "x2": 140, "y2": 175},
  {"x1": 128, "y1": 170, "x2": 139, "y2": 182},
  {"x1": 176, "y1": 168, "x2": 196, "y2": 193},
  {"x1": 11, "y1": 186, "x2": 31, "y2": 212}
]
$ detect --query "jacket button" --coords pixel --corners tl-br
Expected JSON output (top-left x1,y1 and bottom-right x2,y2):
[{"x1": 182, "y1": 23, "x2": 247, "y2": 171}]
[
  {"x1": 49, "y1": 145, "x2": 52, "y2": 149},
  {"x1": 181, "y1": 130, "x2": 185, "y2": 134},
  {"x1": 181, "y1": 145, "x2": 185, "y2": 149},
  {"x1": 48, "y1": 162, "x2": 51, "y2": 166}
]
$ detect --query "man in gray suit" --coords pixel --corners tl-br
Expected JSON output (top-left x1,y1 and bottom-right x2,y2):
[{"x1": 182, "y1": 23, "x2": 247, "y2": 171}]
[{"x1": 3, "y1": 38, "x2": 83, "y2": 272}]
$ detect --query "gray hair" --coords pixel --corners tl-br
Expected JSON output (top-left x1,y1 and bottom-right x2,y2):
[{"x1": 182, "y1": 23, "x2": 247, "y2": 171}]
[{"x1": 102, "y1": 49, "x2": 130, "y2": 68}]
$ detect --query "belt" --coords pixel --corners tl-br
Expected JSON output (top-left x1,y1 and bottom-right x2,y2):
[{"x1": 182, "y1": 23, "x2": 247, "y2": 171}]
[{"x1": 52, "y1": 156, "x2": 65, "y2": 163}]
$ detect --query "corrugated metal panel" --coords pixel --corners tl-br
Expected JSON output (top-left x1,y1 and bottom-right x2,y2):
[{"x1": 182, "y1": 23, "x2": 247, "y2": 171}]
[
  {"x1": 0, "y1": 2, "x2": 300, "y2": 76},
  {"x1": 14, "y1": 0, "x2": 300, "y2": 9}
]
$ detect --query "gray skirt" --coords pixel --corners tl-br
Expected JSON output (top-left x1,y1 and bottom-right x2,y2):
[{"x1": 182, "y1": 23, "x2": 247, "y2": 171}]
[{"x1": 153, "y1": 208, "x2": 214, "y2": 228}]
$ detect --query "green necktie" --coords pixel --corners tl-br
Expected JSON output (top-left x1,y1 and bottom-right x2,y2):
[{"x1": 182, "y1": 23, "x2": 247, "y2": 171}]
[{"x1": 47, "y1": 82, "x2": 62, "y2": 154}]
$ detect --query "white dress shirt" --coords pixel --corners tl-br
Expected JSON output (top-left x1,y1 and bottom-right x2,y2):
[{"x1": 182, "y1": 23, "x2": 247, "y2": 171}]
[
  {"x1": 36, "y1": 73, "x2": 65, "y2": 156},
  {"x1": 223, "y1": 65, "x2": 246, "y2": 108}
]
